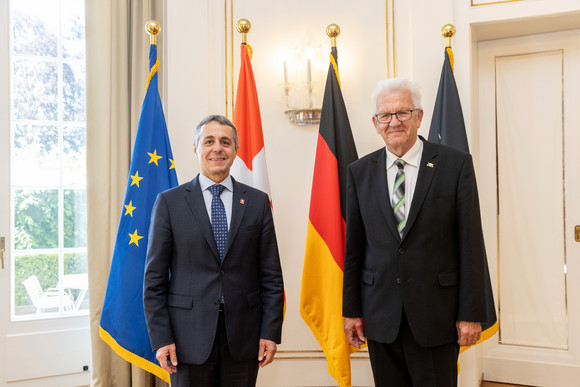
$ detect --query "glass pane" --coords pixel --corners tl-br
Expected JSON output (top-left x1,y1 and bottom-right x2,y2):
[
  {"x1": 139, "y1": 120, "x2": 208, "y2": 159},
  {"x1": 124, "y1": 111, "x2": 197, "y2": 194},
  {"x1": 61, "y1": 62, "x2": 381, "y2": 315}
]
[
  {"x1": 14, "y1": 189, "x2": 58, "y2": 250},
  {"x1": 64, "y1": 252, "x2": 89, "y2": 311},
  {"x1": 11, "y1": 0, "x2": 58, "y2": 57},
  {"x1": 13, "y1": 59, "x2": 58, "y2": 121},
  {"x1": 63, "y1": 125, "x2": 86, "y2": 186},
  {"x1": 12, "y1": 123, "x2": 59, "y2": 186},
  {"x1": 61, "y1": 0, "x2": 85, "y2": 60},
  {"x1": 63, "y1": 189, "x2": 86, "y2": 248},
  {"x1": 63, "y1": 62, "x2": 86, "y2": 122},
  {"x1": 14, "y1": 253, "x2": 59, "y2": 316}
]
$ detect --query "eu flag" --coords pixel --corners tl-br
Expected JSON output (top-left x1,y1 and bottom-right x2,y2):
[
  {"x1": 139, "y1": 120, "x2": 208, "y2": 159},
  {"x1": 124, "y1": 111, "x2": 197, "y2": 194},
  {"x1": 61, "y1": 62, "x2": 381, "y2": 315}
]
[
  {"x1": 428, "y1": 47, "x2": 497, "y2": 350},
  {"x1": 99, "y1": 44, "x2": 177, "y2": 383}
]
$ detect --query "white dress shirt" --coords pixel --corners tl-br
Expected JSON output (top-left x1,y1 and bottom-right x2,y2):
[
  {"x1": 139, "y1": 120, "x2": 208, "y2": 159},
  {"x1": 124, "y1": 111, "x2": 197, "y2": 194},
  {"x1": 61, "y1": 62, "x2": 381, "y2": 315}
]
[
  {"x1": 198, "y1": 174, "x2": 233, "y2": 229},
  {"x1": 385, "y1": 138, "x2": 423, "y2": 221}
]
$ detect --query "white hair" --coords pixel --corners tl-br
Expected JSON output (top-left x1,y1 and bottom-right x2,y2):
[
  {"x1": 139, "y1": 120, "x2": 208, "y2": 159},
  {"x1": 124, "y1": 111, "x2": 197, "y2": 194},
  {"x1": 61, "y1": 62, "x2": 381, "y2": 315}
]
[{"x1": 371, "y1": 77, "x2": 423, "y2": 113}]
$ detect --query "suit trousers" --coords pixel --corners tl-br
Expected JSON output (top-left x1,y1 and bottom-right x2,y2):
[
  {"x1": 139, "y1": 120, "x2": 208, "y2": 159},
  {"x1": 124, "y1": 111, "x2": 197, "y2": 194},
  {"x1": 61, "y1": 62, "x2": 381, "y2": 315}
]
[
  {"x1": 170, "y1": 309, "x2": 259, "y2": 387},
  {"x1": 367, "y1": 311, "x2": 459, "y2": 387}
]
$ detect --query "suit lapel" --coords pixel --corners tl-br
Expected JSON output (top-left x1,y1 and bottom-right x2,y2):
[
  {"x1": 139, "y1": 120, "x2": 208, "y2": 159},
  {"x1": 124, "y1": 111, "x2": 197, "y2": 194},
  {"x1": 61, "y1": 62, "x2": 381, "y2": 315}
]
[
  {"x1": 403, "y1": 138, "x2": 439, "y2": 239},
  {"x1": 185, "y1": 176, "x2": 220, "y2": 261},
  {"x1": 372, "y1": 149, "x2": 401, "y2": 241},
  {"x1": 223, "y1": 178, "x2": 248, "y2": 261}
]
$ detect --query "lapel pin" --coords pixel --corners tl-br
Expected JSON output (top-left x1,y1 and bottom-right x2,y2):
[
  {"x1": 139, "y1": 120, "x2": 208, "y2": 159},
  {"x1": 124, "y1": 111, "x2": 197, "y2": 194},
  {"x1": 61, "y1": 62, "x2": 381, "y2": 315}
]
[
  {"x1": 240, "y1": 199, "x2": 245, "y2": 205},
  {"x1": 427, "y1": 162, "x2": 434, "y2": 168}
]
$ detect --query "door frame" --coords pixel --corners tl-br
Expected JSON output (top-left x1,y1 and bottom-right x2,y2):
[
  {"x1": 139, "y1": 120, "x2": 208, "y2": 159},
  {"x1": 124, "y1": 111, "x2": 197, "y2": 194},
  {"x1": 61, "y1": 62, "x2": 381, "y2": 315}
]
[
  {"x1": 0, "y1": 0, "x2": 91, "y2": 385},
  {"x1": 477, "y1": 29, "x2": 580, "y2": 386}
]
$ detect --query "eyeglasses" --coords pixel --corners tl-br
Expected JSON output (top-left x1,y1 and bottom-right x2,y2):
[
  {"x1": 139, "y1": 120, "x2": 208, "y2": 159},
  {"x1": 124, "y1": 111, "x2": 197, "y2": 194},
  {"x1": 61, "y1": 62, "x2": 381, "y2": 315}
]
[{"x1": 374, "y1": 109, "x2": 418, "y2": 124}]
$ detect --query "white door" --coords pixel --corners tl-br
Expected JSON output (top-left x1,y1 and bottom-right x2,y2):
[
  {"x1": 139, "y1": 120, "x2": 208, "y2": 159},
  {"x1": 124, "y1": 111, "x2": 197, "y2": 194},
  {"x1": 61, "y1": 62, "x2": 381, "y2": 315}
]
[
  {"x1": 1, "y1": 0, "x2": 91, "y2": 385},
  {"x1": 478, "y1": 30, "x2": 580, "y2": 386}
]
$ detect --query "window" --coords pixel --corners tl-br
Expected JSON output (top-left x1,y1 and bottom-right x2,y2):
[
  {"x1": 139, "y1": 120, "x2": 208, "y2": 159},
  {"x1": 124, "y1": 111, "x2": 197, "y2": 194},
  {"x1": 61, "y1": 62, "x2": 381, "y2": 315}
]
[{"x1": 10, "y1": 0, "x2": 88, "y2": 319}]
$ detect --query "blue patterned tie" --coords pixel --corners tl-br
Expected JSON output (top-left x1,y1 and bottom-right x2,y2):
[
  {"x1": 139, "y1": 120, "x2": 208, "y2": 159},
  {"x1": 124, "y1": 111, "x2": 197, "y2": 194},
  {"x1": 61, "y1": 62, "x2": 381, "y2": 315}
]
[
  {"x1": 392, "y1": 159, "x2": 406, "y2": 235},
  {"x1": 209, "y1": 184, "x2": 228, "y2": 260}
]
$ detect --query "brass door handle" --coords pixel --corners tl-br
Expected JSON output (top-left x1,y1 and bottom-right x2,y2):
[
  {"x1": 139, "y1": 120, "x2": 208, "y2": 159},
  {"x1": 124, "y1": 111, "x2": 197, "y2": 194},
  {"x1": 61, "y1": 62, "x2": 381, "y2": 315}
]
[
  {"x1": 0, "y1": 237, "x2": 4, "y2": 269},
  {"x1": 576, "y1": 226, "x2": 580, "y2": 242}
]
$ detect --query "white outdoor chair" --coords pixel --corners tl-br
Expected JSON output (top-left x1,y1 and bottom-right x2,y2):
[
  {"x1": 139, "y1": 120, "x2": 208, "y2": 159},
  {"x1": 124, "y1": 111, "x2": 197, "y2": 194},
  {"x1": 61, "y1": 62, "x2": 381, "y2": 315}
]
[{"x1": 22, "y1": 275, "x2": 74, "y2": 314}]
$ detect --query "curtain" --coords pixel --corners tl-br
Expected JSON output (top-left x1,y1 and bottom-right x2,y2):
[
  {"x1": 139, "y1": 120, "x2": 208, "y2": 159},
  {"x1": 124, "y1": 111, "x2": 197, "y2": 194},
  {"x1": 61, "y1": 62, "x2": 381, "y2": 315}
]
[{"x1": 85, "y1": 1, "x2": 167, "y2": 385}]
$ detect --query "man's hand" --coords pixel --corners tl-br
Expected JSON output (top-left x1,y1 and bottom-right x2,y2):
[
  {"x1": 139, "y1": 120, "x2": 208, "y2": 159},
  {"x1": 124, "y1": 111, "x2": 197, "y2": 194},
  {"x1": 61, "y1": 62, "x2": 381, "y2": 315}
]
[
  {"x1": 258, "y1": 339, "x2": 277, "y2": 367},
  {"x1": 156, "y1": 343, "x2": 178, "y2": 374},
  {"x1": 344, "y1": 317, "x2": 366, "y2": 348},
  {"x1": 456, "y1": 321, "x2": 482, "y2": 347}
]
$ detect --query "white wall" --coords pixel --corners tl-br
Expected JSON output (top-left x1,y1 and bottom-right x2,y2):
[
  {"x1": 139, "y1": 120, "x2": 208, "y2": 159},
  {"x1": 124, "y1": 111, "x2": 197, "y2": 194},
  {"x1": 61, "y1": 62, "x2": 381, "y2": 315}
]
[{"x1": 164, "y1": 1, "x2": 580, "y2": 386}]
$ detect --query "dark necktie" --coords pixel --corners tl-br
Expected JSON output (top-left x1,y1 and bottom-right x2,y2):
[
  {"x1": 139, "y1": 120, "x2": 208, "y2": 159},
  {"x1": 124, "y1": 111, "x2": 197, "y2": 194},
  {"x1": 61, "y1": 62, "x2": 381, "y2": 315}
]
[
  {"x1": 392, "y1": 159, "x2": 406, "y2": 235},
  {"x1": 209, "y1": 184, "x2": 228, "y2": 260}
]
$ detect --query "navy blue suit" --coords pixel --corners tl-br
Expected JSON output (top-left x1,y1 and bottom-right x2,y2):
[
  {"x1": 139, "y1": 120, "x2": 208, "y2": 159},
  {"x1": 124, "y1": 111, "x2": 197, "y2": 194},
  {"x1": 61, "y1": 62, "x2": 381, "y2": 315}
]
[{"x1": 144, "y1": 175, "x2": 284, "y2": 366}]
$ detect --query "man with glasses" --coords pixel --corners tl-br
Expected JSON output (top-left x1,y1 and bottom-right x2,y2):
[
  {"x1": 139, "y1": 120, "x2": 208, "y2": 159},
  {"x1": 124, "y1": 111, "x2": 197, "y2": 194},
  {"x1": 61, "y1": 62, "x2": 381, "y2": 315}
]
[{"x1": 343, "y1": 78, "x2": 491, "y2": 386}]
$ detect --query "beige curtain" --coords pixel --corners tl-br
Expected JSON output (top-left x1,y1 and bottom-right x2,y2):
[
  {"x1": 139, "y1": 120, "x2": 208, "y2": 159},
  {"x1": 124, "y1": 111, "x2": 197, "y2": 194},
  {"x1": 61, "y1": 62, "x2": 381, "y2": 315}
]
[{"x1": 86, "y1": 1, "x2": 167, "y2": 386}]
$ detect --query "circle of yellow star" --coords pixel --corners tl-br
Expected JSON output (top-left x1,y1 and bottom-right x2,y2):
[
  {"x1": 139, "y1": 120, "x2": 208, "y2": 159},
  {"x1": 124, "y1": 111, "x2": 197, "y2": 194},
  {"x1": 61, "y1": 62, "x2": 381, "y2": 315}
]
[
  {"x1": 128, "y1": 229, "x2": 144, "y2": 246},
  {"x1": 130, "y1": 171, "x2": 143, "y2": 187},
  {"x1": 148, "y1": 149, "x2": 163, "y2": 166},
  {"x1": 124, "y1": 200, "x2": 136, "y2": 217}
]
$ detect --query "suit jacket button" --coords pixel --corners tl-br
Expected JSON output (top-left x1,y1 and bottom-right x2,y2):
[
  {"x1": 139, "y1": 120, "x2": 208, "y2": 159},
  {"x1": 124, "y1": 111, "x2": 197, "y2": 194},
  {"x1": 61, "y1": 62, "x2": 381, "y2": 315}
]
[
  {"x1": 398, "y1": 248, "x2": 406, "y2": 254},
  {"x1": 220, "y1": 270, "x2": 225, "y2": 276},
  {"x1": 396, "y1": 277, "x2": 402, "y2": 284}
]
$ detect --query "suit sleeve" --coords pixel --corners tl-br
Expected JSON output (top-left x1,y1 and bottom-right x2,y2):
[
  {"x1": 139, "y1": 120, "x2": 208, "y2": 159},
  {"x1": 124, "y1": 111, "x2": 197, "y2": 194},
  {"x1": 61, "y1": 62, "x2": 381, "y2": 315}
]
[
  {"x1": 143, "y1": 193, "x2": 175, "y2": 351},
  {"x1": 257, "y1": 196, "x2": 285, "y2": 343},
  {"x1": 343, "y1": 164, "x2": 364, "y2": 318},
  {"x1": 456, "y1": 155, "x2": 488, "y2": 323}
]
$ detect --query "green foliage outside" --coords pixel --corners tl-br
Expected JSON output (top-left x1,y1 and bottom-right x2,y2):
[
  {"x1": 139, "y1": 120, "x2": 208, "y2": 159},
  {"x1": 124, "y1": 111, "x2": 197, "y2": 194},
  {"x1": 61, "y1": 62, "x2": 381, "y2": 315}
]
[
  {"x1": 10, "y1": 4, "x2": 87, "y2": 315},
  {"x1": 15, "y1": 252, "x2": 88, "y2": 307},
  {"x1": 14, "y1": 189, "x2": 87, "y2": 250}
]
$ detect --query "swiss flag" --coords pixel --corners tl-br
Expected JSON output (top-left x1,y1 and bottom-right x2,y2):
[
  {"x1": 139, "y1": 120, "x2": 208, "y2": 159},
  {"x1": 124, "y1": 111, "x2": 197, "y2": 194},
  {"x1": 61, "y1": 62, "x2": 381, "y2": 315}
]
[{"x1": 231, "y1": 43, "x2": 271, "y2": 199}]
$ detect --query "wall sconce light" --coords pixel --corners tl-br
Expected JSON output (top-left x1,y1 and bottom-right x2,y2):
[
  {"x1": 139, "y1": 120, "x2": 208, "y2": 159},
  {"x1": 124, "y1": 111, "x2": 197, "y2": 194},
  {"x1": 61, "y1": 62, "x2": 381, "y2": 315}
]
[{"x1": 283, "y1": 41, "x2": 324, "y2": 125}]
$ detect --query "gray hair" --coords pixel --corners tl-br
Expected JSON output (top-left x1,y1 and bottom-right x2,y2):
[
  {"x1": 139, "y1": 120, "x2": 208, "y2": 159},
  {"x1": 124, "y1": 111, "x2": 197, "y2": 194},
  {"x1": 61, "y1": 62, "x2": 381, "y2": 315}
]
[
  {"x1": 194, "y1": 114, "x2": 239, "y2": 149},
  {"x1": 372, "y1": 77, "x2": 423, "y2": 113}
]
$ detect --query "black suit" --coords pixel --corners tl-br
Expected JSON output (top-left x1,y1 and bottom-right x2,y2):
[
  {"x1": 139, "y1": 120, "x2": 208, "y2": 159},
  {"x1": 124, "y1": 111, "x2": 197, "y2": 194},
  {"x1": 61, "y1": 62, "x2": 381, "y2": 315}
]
[
  {"x1": 343, "y1": 137, "x2": 488, "y2": 384},
  {"x1": 144, "y1": 175, "x2": 284, "y2": 371}
]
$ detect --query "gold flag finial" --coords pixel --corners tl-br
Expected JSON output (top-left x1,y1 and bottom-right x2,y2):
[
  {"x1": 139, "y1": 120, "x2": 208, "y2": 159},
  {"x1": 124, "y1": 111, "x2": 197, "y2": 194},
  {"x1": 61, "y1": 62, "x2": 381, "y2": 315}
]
[
  {"x1": 237, "y1": 19, "x2": 251, "y2": 44},
  {"x1": 146, "y1": 20, "x2": 161, "y2": 45},
  {"x1": 441, "y1": 24, "x2": 456, "y2": 48},
  {"x1": 326, "y1": 24, "x2": 340, "y2": 48}
]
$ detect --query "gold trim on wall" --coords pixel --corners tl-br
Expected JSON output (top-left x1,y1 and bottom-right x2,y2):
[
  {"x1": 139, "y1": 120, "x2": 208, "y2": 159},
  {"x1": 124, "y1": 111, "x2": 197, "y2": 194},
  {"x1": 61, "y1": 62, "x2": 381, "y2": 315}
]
[
  {"x1": 471, "y1": 0, "x2": 523, "y2": 6},
  {"x1": 224, "y1": 0, "x2": 229, "y2": 117},
  {"x1": 231, "y1": 0, "x2": 234, "y2": 118},
  {"x1": 224, "y1": 0, "x2": 235, "y2": 118},
  {"x1": 276, "y1": 350, "x2": 369, "y2": 360},
  {"x1": 386, "y1": 0, "x2": 396, "y2": 78}
]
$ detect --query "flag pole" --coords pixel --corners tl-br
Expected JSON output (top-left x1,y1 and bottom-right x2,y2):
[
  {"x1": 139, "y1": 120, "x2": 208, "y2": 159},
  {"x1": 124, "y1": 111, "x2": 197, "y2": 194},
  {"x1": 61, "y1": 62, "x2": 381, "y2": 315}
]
[
  {"x1": 145, "y1": 20, "x2": 160, "y2": 45},
  {"x1": 147, "y1": 20, "x2": 162, "y2": 387},
  {"x1": 441, "y1": 24, "x2": 456, "y2": 72},
  {"x1": 441, "y1": 23, "x2": 455, "y2": 48},
  {"x1": 237, "y1": 18, "x2": 251, "y2": 45},
  {"x1": 326, "y1": 23, "x2": 340, "y2": 47}
]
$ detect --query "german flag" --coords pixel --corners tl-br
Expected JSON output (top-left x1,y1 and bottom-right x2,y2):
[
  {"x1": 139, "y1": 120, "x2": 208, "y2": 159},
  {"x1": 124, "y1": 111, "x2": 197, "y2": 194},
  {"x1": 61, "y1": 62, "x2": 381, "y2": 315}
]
[{"x1": 300, "y1": 47, "x2": 358, "y2": 387}]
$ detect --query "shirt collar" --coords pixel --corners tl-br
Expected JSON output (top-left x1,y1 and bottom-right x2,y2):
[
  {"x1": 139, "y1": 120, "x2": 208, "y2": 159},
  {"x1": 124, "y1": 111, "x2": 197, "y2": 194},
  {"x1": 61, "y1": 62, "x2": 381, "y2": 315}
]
[
  {"x1": 199, "y1": 174, "x2": 233, "y2": 192},
  {"x1": 385, "y1": 137, "x2": 423, "y2": 169}
]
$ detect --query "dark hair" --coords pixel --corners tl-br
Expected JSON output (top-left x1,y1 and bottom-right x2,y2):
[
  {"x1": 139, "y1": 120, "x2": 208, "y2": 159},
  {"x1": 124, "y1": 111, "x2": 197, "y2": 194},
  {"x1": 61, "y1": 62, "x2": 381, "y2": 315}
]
[{"x1": 194, "y1": 114, "x2": 239, "y2": 149}]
